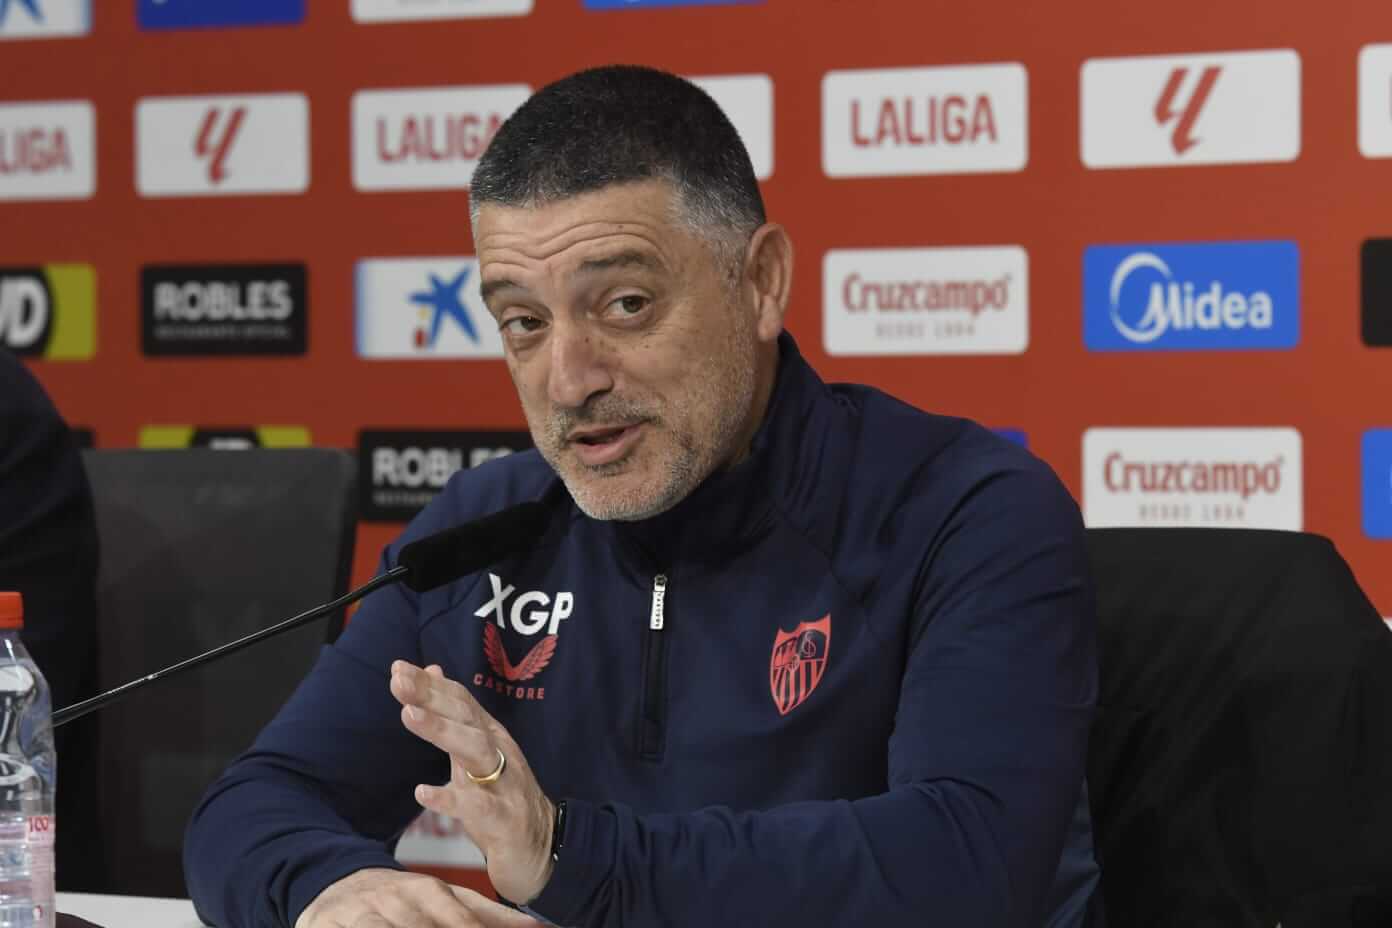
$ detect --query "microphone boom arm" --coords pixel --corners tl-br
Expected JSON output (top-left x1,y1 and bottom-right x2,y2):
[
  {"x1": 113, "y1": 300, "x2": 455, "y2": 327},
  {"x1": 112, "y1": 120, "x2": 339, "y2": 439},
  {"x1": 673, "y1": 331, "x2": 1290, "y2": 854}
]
[{"x1": 51, "y1": 565, "x2": 410, "y2": 729}]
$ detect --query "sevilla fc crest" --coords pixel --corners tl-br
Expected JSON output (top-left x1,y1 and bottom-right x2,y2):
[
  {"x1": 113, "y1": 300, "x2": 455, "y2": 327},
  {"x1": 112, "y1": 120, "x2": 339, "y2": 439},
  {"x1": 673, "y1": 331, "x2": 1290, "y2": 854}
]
[{"x1": 769, "y1": 615, "x2": 831, "y2": 716}]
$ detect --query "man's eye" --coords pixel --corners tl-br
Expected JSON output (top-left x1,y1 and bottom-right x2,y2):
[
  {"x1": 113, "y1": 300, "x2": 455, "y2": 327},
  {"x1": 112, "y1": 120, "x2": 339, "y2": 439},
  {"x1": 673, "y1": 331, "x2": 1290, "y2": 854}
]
[
  {"x1": 501, "y1": 315, "x2": 544, "y2": 335},
  {"x1": 611, "y1": 295, "x2": 649, "y2": 316}
]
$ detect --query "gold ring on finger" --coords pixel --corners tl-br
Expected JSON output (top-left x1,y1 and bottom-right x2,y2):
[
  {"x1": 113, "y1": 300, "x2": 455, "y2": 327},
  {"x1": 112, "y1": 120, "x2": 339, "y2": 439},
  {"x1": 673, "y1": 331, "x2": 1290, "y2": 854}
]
[{"x1": 464, "y1": 748, "x2": 506, "y2": 786}]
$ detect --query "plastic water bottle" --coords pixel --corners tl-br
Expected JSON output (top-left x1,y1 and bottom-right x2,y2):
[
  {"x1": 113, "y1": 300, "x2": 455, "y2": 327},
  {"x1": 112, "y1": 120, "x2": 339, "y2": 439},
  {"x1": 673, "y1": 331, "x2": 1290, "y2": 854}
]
[{"x1": 0, "y1": 594, "x2": 55, "y2": 928}]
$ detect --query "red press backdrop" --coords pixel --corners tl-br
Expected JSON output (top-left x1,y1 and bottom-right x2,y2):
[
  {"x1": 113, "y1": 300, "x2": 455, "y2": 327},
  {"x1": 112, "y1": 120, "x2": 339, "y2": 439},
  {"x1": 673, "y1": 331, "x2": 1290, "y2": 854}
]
[{"x1": 4, "y1": 0, "x2": 1391, "y2": 884}]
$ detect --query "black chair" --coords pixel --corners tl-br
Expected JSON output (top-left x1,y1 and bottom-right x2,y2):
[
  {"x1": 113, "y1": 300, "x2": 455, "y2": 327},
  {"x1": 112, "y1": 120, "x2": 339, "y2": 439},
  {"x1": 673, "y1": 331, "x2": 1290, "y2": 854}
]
[
  {"x1": 79, "y1": 449, "x2": 357, "y2": 897},
  {"x1": 1086, "y1": 528, "x2": 1392, "y2": 927}
]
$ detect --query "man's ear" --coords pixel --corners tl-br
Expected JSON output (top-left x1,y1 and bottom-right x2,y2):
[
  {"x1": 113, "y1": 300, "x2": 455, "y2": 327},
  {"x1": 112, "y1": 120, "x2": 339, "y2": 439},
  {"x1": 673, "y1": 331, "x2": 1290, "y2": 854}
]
[{"x1": 743, "y1": 223, "x2": 793, "y2": 343}]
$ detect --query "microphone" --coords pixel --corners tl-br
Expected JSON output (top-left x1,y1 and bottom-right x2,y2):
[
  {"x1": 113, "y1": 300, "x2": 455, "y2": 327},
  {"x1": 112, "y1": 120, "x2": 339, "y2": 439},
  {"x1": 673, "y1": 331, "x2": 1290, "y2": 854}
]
[{"x1": 50, "y1": 500, "x2": 550, "y2": 729}]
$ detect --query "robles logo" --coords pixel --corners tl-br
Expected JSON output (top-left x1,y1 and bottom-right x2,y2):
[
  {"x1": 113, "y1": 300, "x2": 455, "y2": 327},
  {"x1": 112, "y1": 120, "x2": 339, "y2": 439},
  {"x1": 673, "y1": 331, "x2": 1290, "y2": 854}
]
[
  {"x1": 1084, "y1": 241, "x2": 1299, "y2": 352},
  {"x1": 141, "y1": 263, "x2": 307, "y2": 356},
  {"x1": 357, "y1": 429, "x2": 533, "y2": 522},
  {"x1": 1083, "y1": 428, "x2": 1303, "y2": 530}
]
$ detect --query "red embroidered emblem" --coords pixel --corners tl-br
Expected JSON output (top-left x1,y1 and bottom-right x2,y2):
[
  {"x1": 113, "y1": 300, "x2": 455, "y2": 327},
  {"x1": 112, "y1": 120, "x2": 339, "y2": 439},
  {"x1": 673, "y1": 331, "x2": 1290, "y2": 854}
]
[
  {"x1": 482, "y1": 624, "x2": 557, "y2": 682},
  {"x1": 769, "y1": 615, "x2": 831, "y2": 716}
]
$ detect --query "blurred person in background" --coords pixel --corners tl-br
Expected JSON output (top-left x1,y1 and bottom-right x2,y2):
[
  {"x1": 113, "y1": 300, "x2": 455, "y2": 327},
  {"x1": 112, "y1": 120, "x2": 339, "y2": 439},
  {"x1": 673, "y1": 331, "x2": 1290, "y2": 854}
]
[{"x1": 0, "y1": 347, "x2": 100, "y2": 891}]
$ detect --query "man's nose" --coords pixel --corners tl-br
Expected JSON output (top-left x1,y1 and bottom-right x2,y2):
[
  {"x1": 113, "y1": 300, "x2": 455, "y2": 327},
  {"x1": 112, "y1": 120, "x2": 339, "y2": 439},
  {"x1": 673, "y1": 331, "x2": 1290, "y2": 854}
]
[{"x1": 547, "y1": 323, "x2": 614, "y2": 409}]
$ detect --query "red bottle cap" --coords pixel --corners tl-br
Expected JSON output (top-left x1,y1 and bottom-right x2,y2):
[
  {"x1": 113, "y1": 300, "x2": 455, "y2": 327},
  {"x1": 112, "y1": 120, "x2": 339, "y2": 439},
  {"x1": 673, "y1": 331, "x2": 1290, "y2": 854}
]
[{"x1": 0, "y1": 593, "x2": 22, "y2": 630}]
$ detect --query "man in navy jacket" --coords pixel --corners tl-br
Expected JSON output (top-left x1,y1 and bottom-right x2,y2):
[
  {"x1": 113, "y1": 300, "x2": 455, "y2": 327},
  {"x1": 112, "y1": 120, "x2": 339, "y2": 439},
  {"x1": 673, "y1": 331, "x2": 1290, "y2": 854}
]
[{"x1": 185, "y1": 66, "x2": 1100, "y2": 928}]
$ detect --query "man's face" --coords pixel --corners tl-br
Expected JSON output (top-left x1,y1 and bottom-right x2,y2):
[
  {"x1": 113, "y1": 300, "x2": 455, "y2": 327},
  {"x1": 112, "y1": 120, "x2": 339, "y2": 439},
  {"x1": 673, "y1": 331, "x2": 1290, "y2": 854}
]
[{"x1": 475, "y1": 179, "x2": 758, "y2": 521}]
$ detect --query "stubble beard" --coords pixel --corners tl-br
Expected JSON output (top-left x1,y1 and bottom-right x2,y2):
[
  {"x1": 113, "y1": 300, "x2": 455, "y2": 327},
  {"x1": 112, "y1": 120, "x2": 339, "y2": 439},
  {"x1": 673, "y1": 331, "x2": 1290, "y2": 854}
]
[{"x1": 533, "y1": 326, "x2": 756, "y2": 523}]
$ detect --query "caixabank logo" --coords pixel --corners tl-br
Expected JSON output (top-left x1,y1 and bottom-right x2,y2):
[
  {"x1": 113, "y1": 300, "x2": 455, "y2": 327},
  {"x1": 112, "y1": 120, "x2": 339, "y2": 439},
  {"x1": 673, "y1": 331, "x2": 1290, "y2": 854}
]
[
  {"x1": 1083, "y1": 428, "x2": 1302, "y2": 530},
  {"x1": 139, "y1": 427, "x2": 311, "y2": 450},
  {"x1": 356, "y1": 257, "x2": 503, "y2": 359},
  {"x1": 359, "y1": 429, "x2": 533, "y2": 522},
  {"x1": 1083, "y1": 241, "x2": 1299, "y2": 352},
  {"x1": 137, "y1": 0, "x2": 304, "y2": 29},
  {"x1": 141, "y1": 263, "x2": 307, "y2": 356},
  {"x1": 0, "y1": 0, "x2": 89, "y2": 40},
  {"x1": 0, "y1": 265, "x2": 95, "y2": 359}
]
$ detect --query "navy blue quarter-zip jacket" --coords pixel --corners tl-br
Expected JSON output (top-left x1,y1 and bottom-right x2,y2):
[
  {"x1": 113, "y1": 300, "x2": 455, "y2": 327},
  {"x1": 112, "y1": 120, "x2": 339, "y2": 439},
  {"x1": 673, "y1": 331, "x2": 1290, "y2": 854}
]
[{"x1": 185, "y1": 333, "x2": 1100, "y2": 928}]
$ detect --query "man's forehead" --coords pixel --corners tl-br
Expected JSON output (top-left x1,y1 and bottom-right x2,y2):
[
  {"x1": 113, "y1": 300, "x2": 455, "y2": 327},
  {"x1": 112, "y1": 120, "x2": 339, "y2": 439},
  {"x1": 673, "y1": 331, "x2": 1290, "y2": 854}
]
[{"x1": 473, "y1": 179, "x2": 682, "y2": 246}]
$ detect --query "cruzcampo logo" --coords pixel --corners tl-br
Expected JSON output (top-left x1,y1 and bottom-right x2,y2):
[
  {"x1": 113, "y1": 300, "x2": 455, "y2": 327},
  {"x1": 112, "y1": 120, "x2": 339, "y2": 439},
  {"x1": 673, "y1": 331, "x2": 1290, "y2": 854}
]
[
  {"x1": 138, "y1": 426, "x2": 311, "y2": 449},
  {"x1": 0, "y1": 264, "x2": 96, "y2": 359}
]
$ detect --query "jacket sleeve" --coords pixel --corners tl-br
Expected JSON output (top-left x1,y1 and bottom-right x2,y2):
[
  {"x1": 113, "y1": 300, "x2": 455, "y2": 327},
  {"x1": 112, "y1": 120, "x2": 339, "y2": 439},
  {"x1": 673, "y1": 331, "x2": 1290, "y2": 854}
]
[
  {"x1": 528, "y1": 464, "x2": 1098, "y2": 928},
  {"x1": 183, "y1": 548, "x2": 450, "y2": 928}
]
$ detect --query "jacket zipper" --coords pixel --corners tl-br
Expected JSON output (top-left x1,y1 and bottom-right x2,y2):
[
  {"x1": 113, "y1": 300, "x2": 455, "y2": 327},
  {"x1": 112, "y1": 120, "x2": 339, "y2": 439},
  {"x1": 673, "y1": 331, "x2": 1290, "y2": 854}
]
[{"x1": 638, "y1": 573, "x2": 669, "y2": 761}]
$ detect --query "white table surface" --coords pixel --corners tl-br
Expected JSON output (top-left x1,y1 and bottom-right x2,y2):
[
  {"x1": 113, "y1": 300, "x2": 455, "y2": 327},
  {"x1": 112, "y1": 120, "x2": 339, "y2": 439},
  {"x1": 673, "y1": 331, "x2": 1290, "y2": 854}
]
[{"x1": 56, "y1": 892, "x2": 205, "y2": 928}]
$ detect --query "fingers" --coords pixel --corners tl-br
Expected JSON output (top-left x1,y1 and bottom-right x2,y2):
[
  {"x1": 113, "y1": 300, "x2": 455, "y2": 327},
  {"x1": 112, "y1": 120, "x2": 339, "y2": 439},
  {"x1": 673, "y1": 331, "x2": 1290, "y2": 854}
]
[
  {"x1": 301, "y1": 869, "x2": 509, "y2": 928},
  {"x1": 392, "y1": 662, "x2": 508, "y2": 780},
  {"x1": 391, "y1": 662, "x2": 482, "y2": 723},
  {"x1": 450, "y1": 887, "x2": 546, "y2": 928}
]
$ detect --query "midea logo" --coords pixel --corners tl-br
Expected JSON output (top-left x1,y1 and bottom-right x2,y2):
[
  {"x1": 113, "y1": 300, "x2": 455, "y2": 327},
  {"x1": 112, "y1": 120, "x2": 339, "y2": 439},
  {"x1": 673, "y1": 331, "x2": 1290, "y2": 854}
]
[{"x1": 1108, "y1": 251, "x2": 1274, "y2": 344}]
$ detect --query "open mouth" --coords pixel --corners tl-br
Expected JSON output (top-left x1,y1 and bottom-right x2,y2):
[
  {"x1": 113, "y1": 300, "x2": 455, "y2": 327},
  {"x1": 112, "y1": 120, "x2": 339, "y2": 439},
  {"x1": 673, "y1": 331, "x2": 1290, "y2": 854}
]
[
  {"x1": 568, "y1": 423, "x2": 645, "y2": 466},
  {"x1": 574, "y1": 426, "x2": 631, "y2": 446}
]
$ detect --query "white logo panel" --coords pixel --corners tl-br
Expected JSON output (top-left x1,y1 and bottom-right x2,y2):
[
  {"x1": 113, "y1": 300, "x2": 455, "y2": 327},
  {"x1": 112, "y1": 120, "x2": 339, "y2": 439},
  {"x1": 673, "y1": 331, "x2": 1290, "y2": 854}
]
[
  {"x1": 1358, "y1": 44, "x2": 1392, "y2": 158},
  {"x1": 136, "y1": 94, "x2": 309, "y2": 198},
  {"x1": 355, "y1": 257, "x2": 503, "y2": 360},
  {"x1": 1081, "y1": 49, "x2": 1300, "y2": 169},
  {"x1": 396, "y1": 811, "x2": 486, "y2": 868},
  {"x1": 689, "y1": 74, "x2": 774, "y2": 180},
  {"x1": 0, "y1": 0, "x2": 89, "y2": 40},
  {"x1": 0, "y1": 101, "x2": 94, "y2": 200},
  {"x1": 352, "y1": 85, "x2": 531, "y2": 192},
  {"x1": 822, "y1": 63, "x2": 1027, "y2": 177},
  {"x1": 823, "y1": 246, "x2": 1028, "y2": 356},
  {"x1": 352, "y1": 0, "x2": 532, "y2": 20},
  {"x1": 1083, "y1": 428, "x2": 1303, "y2": 530}
]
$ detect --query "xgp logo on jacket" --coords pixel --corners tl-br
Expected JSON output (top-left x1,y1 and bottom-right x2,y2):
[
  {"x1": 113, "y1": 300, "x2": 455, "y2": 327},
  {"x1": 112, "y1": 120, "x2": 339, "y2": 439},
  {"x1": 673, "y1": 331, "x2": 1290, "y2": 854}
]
[
  {"x1": 139, "y1": 426, "x2": 312, "y2": 450},
  {"x1": 472, "y1": 572, "x2": 572, "y2": 701},
  {"x1": 0, "y1": 265, "x2": 95, "y2": 359}
]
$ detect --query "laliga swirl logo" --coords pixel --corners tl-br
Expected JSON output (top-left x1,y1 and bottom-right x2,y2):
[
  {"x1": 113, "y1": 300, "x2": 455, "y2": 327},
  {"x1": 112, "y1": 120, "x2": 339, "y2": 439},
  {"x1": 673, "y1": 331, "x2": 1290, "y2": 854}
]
[{"x1": 1109, "y1": 251, "x2": 1274, "y2": 344}]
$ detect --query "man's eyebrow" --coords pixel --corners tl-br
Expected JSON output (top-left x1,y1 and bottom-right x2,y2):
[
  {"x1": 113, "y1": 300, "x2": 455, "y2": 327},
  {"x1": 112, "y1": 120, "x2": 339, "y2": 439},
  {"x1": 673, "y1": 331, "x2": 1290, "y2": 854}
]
[
  {"x1": 479, "y1": 277, "x2": 524, "y2": 304},
  {"x1": 479, "y1": 251, "x2": 667, "y2": 304},
  {"x1": 576, "y1": 250, "x2": 667, "y2": 275}
]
